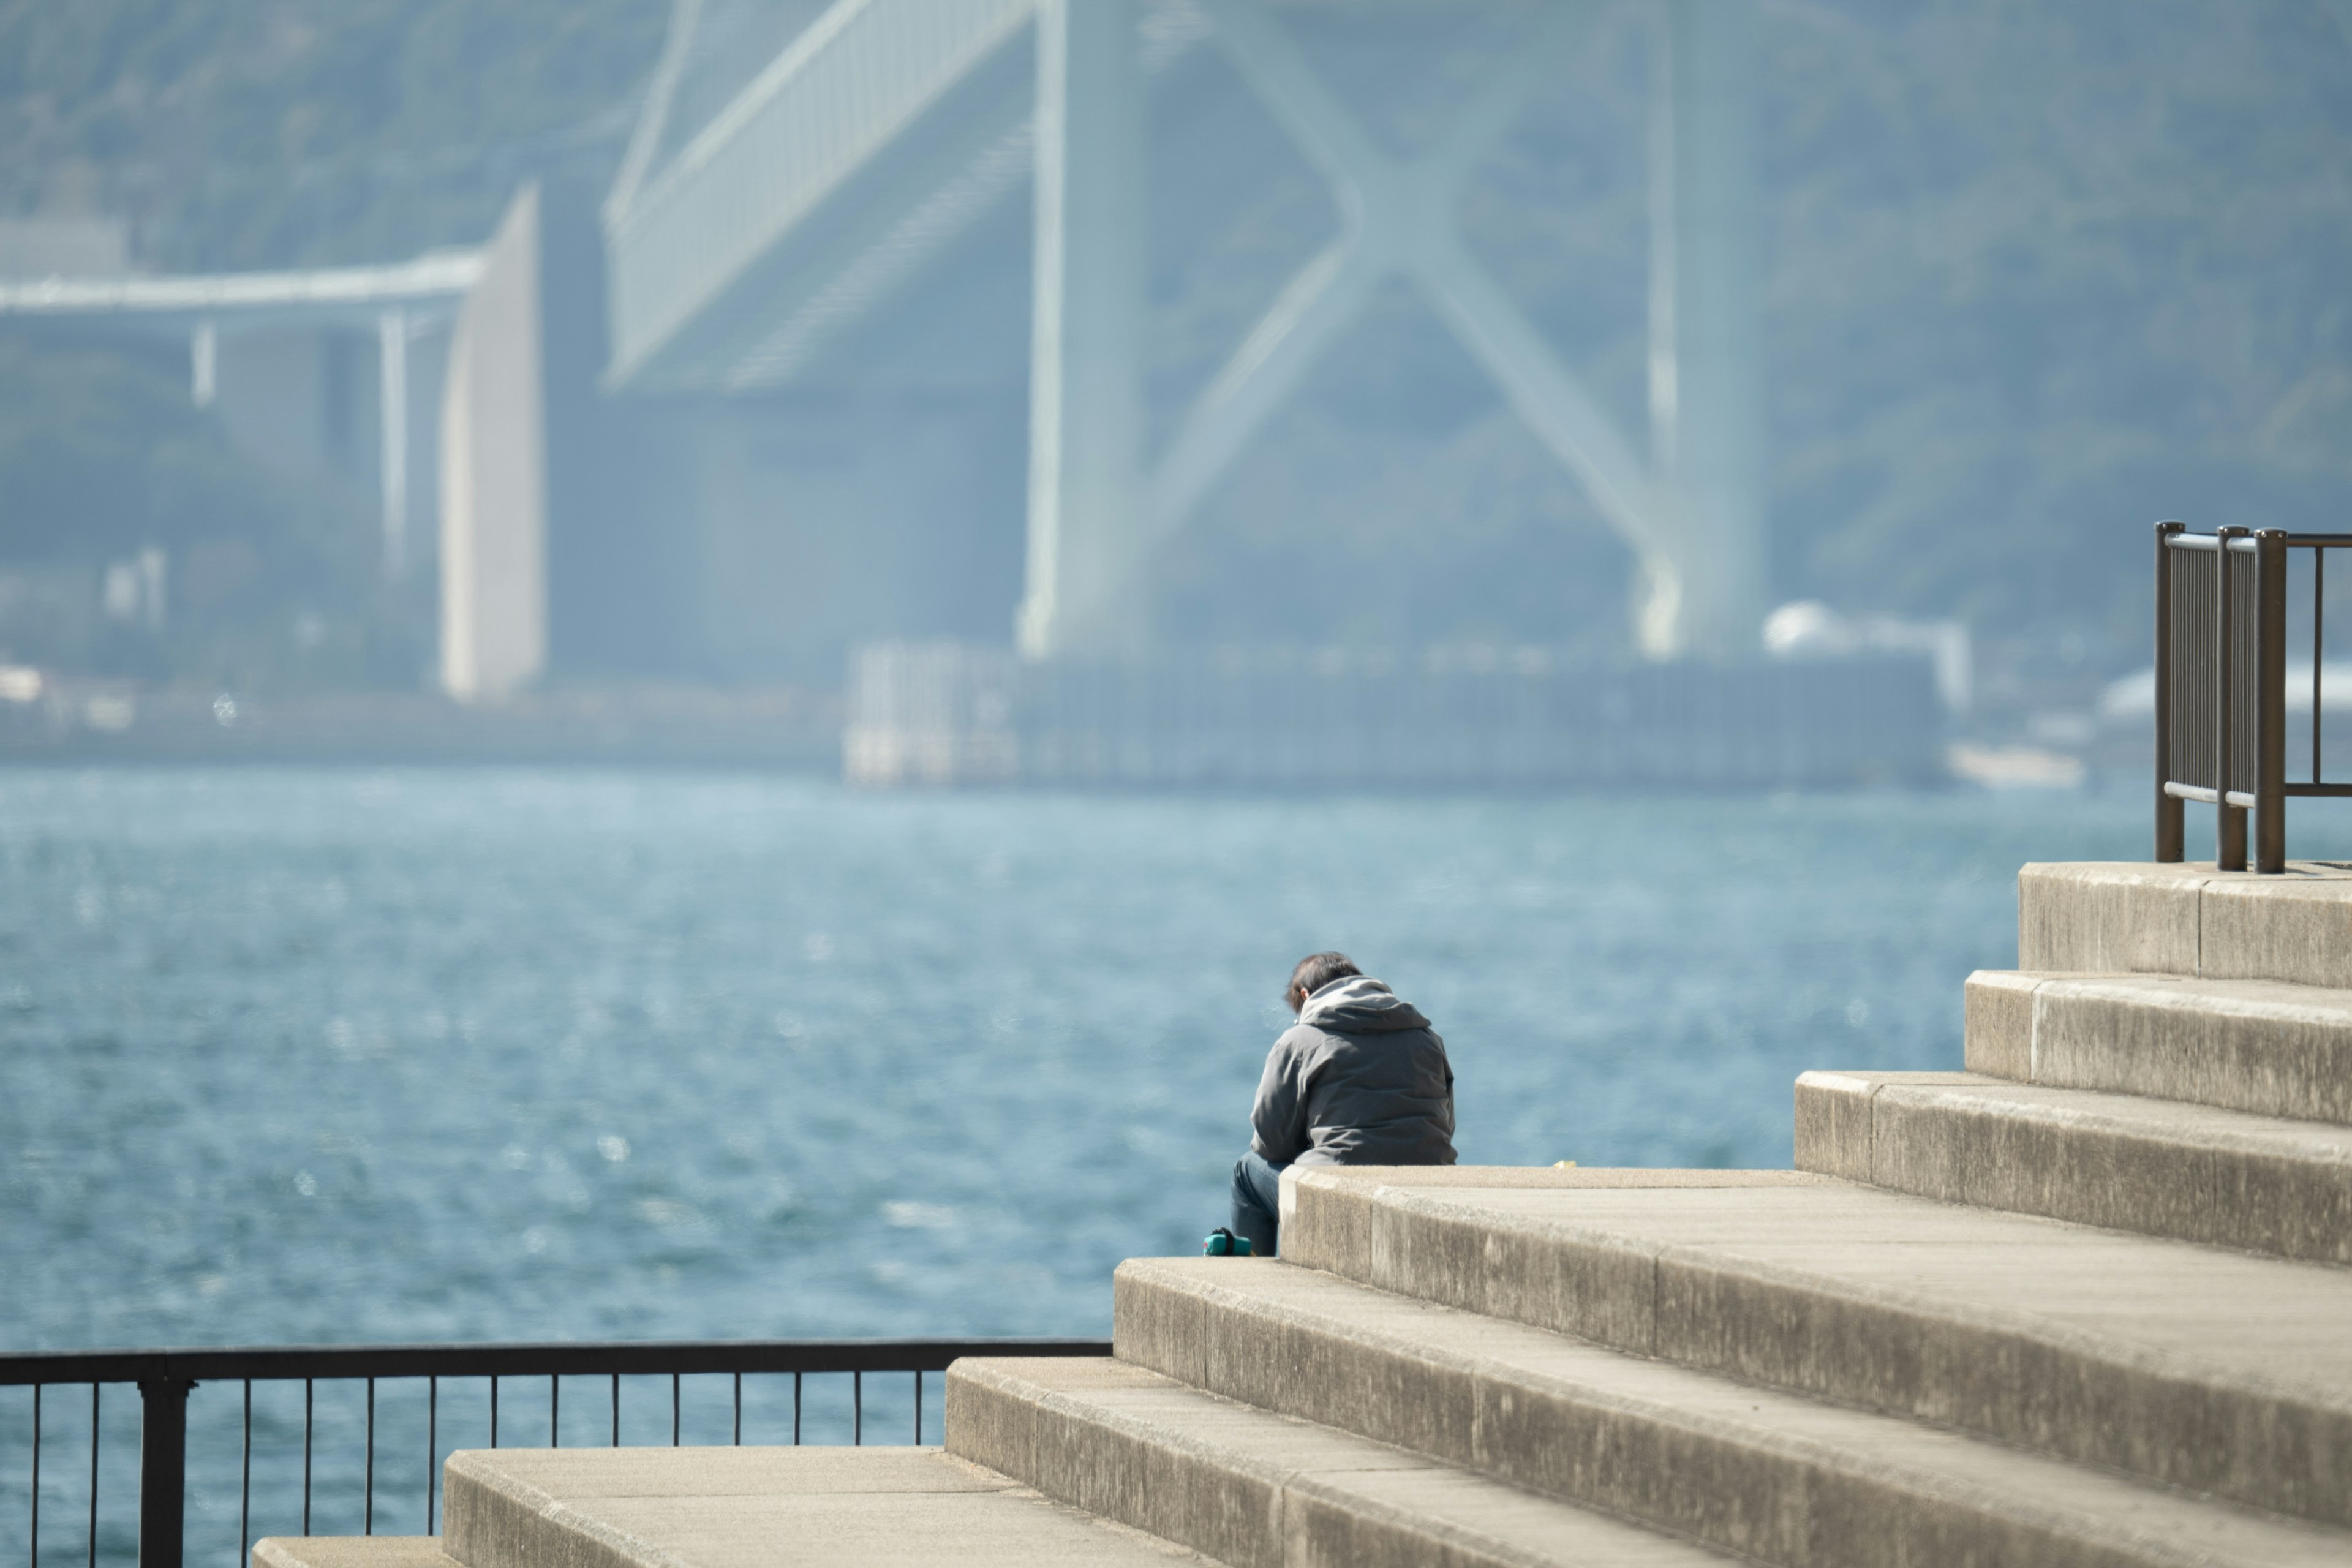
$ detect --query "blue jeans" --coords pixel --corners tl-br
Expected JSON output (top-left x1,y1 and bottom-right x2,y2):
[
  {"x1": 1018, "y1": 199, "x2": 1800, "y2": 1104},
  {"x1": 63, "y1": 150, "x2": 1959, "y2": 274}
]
[{"x1": 1229, "y1": 1151, "x2": 1286, "y2": 1257}]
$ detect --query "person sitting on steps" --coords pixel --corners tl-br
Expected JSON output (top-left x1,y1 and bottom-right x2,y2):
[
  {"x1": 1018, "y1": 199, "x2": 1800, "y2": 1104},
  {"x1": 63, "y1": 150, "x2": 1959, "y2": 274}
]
[{"x1": 1226, "y1": 951, "x2": 1456, "y2": 1257}]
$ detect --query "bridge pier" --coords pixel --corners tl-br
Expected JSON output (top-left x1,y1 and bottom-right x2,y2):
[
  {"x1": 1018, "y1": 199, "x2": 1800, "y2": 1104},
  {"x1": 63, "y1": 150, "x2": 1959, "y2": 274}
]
[
  {"x1": 1017, "y1": 0, "x2": 1147, "y2": 659},
  {"x1": 1647, "y1": 0, "x2": 1768, "y2": 660}
]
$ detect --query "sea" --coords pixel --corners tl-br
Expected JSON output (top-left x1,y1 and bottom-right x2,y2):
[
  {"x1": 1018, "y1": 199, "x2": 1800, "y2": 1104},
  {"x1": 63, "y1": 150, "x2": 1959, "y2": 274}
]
[{"x1": 0, "y1": 765, "x2": 2314, "y2": 1559}]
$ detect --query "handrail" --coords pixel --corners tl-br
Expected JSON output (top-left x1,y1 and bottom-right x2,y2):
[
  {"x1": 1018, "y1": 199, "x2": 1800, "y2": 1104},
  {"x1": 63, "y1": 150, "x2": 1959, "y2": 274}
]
[
  {"x1": 2, "y1": 1336, "x2": 1106, "y2": 1568},
  {"x1": 2154, "y1": 521, "x2": 2352, "y2": 872},
  {"x1": 0, "y1": 1338, "x2": 1099, "y2": 1387}
]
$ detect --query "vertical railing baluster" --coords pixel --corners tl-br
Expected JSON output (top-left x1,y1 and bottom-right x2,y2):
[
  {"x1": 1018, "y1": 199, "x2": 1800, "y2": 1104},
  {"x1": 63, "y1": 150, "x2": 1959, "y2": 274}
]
[
  {"x1": 364, "y1": 1379, "x2": 375, "y2": 1536},
  {"x1": 669, "y1": 1377, "x2": 679, "y2": 1447},
  {"x1": 239, "y1": 1382, "x2": 252, "y2": 1568},
  {"x1": 426, "y1": 1378, "x2": 438, "y2": 1536},
  {"x1": 2217, "y1": 526, "x2": 2248, "y2": 870},
  {"x1": 2257, "y1": 529, "x2": 2288, "y2": 872},
  {"x1": 30, "y1": 1385, "x2": 40, "y2": 1568},
  {"x1": 2317, "y1": 546, "x2": 2327, "y2": 785},
  {"x1": 86, "y1": 1387, "x2": 96, "y2": 1568},
  {"x1": 852, "y1": 1373, "x2": 861, "y2": 1447},
  {"x1": 135, "y1": 1375, "x2": 192, "y2": 1568},
  {"x1": 913, "y1": 1373, "x2": 921, "y2": 1446},
  {"x1": 792, "y1": 1376, "x2": 801, "y2": 1447},
  {"x1": 488, "y1": 1379, "x2": 497, "y2": 1450},
  {"x1": 609, "y1": 1377, "x2": 618, "y2": 1449},
  {"x1": 301, "y1": 1382, "x2": 312, "y2": 1536},
  {"x1": 2155, "y1": 522, "x2": 2185, "y2": 861},
  {"x1": 549, "y1": 1380, "x2": 557, "y2": 1450},
  {"x1": 731, "y1": 1376, "x2": 741, "y2": 1447}
]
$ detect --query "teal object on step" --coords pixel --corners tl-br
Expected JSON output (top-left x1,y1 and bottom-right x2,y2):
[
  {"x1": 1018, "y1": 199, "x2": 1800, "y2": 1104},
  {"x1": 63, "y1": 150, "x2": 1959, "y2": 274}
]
[{"x1": 1202, "y1": 1227, "x2": 1252, "y2": 1256}]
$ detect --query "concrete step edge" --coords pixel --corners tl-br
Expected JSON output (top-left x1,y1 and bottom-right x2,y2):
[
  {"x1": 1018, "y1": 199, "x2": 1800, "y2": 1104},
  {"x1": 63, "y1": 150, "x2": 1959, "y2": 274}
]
[
  {"x1": 2018, "y1": 861, "x2": 2352, "y2": 989},
  {"x1": 1796, "y1": 1069, "x2": 2352, "y2": 1263},
  {"x1": 1278, "y1": 1166, "x2": 2352, "y2": 1526},
  {"x1": 440, "y1": 1446, "x2": 1223, "y2": 1568},
  {"x1": 1966, "y1": 969, "x2": 2352, "y2": 1121},
  {"x1": 441, "y1": 1451, "x2": 679, "y2": 1568},
  {"x1": 254, "y1": 1540, "x2": 459, "y2": 1568},
  {"x1": 946, "y1": 1355, "x2": 1735, "y2": 1568},
  {"x1": 1113, "y1": 1258, "x2": 2352, "y2": 1568}
]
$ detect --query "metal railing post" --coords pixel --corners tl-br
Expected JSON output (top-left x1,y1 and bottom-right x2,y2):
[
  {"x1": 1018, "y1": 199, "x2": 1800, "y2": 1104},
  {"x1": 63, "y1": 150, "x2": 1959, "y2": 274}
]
[
  {"x1": 2216, "y1": 526, "x2": 2249, "y2": 870},
  {"x1": 136, "y1": 1379, "x2": 192, "y2": 1568},
  {"x1": 2256, "y1": 529, "x2": 2289, "y2": 872},
  {"x1": 2155, "y1": 521, "x2": 2185, "y2": 861}
]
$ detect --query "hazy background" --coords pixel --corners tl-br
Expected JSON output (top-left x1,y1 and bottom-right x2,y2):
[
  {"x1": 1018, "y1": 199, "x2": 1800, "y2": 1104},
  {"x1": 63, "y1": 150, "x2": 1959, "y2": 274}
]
[{"x1": 1, "y1": 1, "x2": 2347, "y2": 713}]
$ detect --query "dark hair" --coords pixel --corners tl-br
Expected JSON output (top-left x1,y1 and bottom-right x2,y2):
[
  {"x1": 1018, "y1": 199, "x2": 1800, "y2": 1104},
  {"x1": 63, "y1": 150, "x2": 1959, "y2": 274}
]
[{"x1": 1287, "y1": 951, "x2": 1362, "y2": 1010}]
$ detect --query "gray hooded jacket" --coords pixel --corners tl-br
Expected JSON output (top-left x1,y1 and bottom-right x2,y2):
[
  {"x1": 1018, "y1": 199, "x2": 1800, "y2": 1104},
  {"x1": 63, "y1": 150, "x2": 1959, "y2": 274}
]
[{"x1": 1251, "y1": 976, "x2": 1457, "y2": 1167}]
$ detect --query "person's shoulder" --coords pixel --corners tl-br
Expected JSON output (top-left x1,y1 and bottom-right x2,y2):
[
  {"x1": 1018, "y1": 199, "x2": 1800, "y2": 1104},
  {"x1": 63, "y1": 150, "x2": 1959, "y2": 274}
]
[{"x1": 1272, "y1": 1020, "x2": 1340, "y2": 1057}]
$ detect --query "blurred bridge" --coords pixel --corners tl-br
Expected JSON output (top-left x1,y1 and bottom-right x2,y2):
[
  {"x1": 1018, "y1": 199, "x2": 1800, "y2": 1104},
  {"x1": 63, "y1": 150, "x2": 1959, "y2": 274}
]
[
  {"x1": 603, "y1": 0, "x2": 1768, "y2": 665},
  {"x1": 0, "y1": 247, "x2": 481, "y2": 591},
  {"x1": 0, "y1": 0, "x2": 1775, "y2": 710}
]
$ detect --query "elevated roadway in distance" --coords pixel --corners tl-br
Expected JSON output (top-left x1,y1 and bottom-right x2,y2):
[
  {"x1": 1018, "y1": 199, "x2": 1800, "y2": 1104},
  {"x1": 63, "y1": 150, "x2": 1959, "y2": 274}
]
[
  {"x1": 601, "y1": 0, "x2": 1771, "y2": 662},
  {"x1": 0, "y1": 248, "x2": 484, "y2": 586}
]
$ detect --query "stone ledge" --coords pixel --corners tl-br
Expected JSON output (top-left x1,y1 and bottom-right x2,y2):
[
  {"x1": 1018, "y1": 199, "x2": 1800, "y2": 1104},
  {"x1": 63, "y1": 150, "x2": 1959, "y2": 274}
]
[
  {"x1": 1795, "y1": 1069, "x2": 2352, "y2": 1262},
  {"x1": 2019, "y1": 861, "x2": 2352, "y2": 986},
  {"x1": 255, "y1": 1539, "x2": 458, "y2": 1568},
  {"x1": 1112, "y1": 1258, "x2": 2352, "y2": 1568},
  {"x1": 946, "y1": 1355, "x2": 1730, "y2": 1568},
  {"x1": 440, "y1": 1446, "x2": 1213, "y2": 1568},
  {"x1": 1278, "y1": 1166, "x2": 2352, "y2": 1525},
  {"x1": 1965, "y1": 970, "x2": 2352, "y2": 1121}
]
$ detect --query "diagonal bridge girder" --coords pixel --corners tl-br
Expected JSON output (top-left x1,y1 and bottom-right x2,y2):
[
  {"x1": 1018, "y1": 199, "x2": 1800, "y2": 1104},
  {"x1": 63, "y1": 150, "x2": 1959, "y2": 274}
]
[
  {"x1": 606, "y1": 0, "x2": 1766, "y2": 661},
  {"x1": 1022, "y1": 0, "x2": 1766, "y2": 660},
  {"x1": 1158, "y1": 1, "x2": 1664, "y2": 573}
]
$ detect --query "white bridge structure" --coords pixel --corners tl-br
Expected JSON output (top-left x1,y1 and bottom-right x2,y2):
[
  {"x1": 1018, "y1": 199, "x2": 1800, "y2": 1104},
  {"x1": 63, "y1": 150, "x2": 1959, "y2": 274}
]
[
  {"x1": 0, "y1": 0, "x2": 1772, "y2": 702},
  {"x1": 608, "y1": 0, "x2": 1768, "y2": 665}
]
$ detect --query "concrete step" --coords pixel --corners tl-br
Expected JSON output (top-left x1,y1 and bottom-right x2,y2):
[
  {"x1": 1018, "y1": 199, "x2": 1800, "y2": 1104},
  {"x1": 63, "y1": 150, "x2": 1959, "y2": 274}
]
[
  {"x1": 947, "y1": 1355, "x2": 1735, "y2": 1568},
  {"x1": 1114, "y1": 1257, "x2": 2352, "y2": 1568},
  {"x1": 1966, "y1": 968, "x2": 2352, "y2": 1122},
  {"x1": 439, "y1": 1445, "x2": 1217, "y2": 1568},
  {"x1": 2019, "y1": 861, "x2": 2352, "y2": 987},
  {"x1": 254, "y1": 1540, "x2": 458, "y2": 1568},
  {"x1": 1276, "y1": 1165, "x2": 2352, "y2": 1526},
  {"x1": 1795, "y1": 1068, "x2": 2352, "y2": 1262}
]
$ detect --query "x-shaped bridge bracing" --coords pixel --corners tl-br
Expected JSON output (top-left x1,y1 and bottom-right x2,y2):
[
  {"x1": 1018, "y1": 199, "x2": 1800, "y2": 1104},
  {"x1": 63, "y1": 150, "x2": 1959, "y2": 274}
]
[{"x1": 1020, "y1": 0, "x2": 1766, "y2": 661}]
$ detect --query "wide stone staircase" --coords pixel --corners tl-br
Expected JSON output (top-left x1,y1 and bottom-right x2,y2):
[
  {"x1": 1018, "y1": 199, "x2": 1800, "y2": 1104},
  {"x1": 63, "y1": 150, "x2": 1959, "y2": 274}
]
[{"x1": 273, "y1": 861, "x2": 2352, "y2": 1566}]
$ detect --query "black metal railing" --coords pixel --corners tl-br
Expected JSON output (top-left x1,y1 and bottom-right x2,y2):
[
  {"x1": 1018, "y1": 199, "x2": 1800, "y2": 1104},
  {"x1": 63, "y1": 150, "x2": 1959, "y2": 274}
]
[
  {"x1": 1, "y1": 1338, "x2": 1107, "y2": 1568},
  {"x1": 2155, "y1": 521, "x2": 2352, "y2": 870}
]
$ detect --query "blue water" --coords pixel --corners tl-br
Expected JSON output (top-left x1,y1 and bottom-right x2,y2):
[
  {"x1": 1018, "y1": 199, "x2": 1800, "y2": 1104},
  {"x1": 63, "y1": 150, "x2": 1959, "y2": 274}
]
[{"x1": 0, "y1": 766, "x2": 2315, "y2": 1559}]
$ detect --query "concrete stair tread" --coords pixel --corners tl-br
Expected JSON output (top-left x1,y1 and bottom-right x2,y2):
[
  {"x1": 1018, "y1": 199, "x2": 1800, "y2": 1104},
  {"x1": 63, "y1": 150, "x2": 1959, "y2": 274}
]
[
  {"x1": 1967, "y1": 968, "x2": 2352, "y2": 1121},
  {"x1": 1115, "y1": 1257, "x2": 2352, "y2": 1566},
  {"x1": 1281, "y1": 1165, "x2": 2352, "y2": 1522},
  {"x1": 441, "y1": 1445, "x2": 1220, "y2": 1567},
  {"x1": 950, "y1": 1355, "x2": 1735, "y2": 1567},
  {"x1": 2019, "y1": 860, "x2": 2352, "y2": 989},
  {"x1": 1798, "y1": 1068, "x2": 2352, "y2": 1263},
  {"x1": 1289, "y1": 1165, "x2": 2352, "y2": 1390},
  {"x1": 1807, "y1": 1069, "x2": 2352, "y2": 1161},
  {"x1": 255, "y1": 1540, "x2": 459, "y2": 1568}
]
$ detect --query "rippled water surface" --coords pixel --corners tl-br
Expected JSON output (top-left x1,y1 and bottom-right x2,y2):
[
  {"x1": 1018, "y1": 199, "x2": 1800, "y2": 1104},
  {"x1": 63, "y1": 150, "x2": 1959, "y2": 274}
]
[
  {"x1": 14, "y1": 766, "x2": 2327, "y2": 1556},
  {"x1": 8, "y1": 764, "x2": 2279, "y2": 1353}
]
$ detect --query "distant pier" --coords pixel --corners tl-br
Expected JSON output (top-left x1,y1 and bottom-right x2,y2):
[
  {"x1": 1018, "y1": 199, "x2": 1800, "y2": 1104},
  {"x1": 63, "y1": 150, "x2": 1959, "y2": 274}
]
[{"x1": 845, "y1": 641, "x2": 1946, "y2": 790}]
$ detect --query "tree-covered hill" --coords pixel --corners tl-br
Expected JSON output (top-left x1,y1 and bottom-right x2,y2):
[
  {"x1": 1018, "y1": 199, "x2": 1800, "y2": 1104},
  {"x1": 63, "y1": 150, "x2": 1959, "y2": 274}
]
[{"x1": 0, "y1": 0, "x2": 666, "y2": 268}]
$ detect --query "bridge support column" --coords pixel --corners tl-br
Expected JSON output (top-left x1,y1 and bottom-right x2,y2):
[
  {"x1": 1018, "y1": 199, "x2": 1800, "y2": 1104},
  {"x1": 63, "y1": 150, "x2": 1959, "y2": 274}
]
[
  {"x1": 378, "y1": 308, "x2": 410, "y2": 582},
  {"x1": 1018, "y1": 0, "x2": 1147, "y2": 658},
  {"x1": 1647, "y1": 0, "x2": 1768, "y2": 659},
  {"x1": 189, "y1": 320, "x2": 217, "y2": 409},
  {"x1": 440, "y1": 186, "x2": 548, "y2": 702}
]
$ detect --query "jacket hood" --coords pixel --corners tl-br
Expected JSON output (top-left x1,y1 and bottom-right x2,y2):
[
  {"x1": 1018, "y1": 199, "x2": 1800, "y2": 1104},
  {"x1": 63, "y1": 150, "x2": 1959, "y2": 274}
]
[{"x1": 1298, "y1": 975, "x2": 1430, "y2": 1034}]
